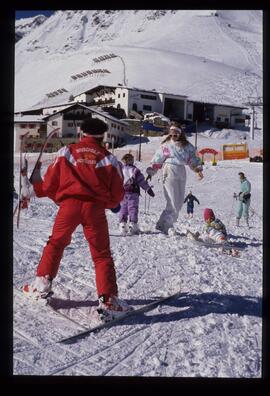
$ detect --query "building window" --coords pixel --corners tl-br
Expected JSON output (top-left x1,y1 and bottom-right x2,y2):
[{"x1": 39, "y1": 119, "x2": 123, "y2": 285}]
[
  {"x1": 187, "y1": 113, "x2": 192, "y2": 119},
  {"x1": 132, "y1": 103, "x2": 138, "y2": 111},
  {"x1": 123, "y1": 93, "x2": 126, "y2": 97},
  {"x1": 141, "y1": 94, "x2": 157, "y2": 100},
  {"x1": 52, "y1": 121, "x2": 58, "y2": 126},
  {"x1": 225, "y1": 118, "x2": 229, "y2": 122},
  {"x1": 143, "y1": 105, "x2": 152, "y2": 111},
  {"x1": 216, "y1": 117, "x2": 221, "y2": 122},
  {"x1": 67, "y1": 122, "x2": 74, "y2": 127},
  {"x1": 20, "y1": 124, "x2": 26, "y2": 128},
  {"x1": 117, "y1": 125, "x2": 120, "y2": 130},
  {"x1": 29, "y1": 124, "x2": 35, "y2": 129},
  {"x1": 235, "y1": 118, "x2": 245, "y2": 123},
  {"x1": 118, "y1": 94, "x2": 120, "y2": 98},
  {"x1": 121, "y1": 127, "x2": 124, "y2": 131}
]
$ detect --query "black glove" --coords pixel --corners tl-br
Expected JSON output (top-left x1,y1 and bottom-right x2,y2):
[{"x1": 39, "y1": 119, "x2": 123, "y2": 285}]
[
  {"x1": 147, "y1": 187, "x2": 155, "y2": 197},
  {"x1": 146, "y1": 175, "x2": 152, "y2": 182},
  {"x1": 110, "y1": 204, "x2": 121, "y2": 213}
]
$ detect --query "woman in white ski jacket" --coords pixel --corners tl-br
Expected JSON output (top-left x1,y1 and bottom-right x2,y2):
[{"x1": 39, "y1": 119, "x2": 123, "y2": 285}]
[{"x1": 146, "y1": 123, "x2": 203, "y2": 234}]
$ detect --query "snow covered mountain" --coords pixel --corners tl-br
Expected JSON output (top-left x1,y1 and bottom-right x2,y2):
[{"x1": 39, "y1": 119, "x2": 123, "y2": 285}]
[
  {"x1": 15, "y1": 10, "x2": 262, "y2": 112},
  {"x1": 15, "y1": 14, "x2": 48, "y2": 42}
]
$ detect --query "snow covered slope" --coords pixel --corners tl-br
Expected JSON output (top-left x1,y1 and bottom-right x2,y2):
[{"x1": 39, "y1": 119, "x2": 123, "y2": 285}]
[
  {"x1": 15, "y1": 14, "x2": 48, "y2": 42},
  {"x1": 15, "y1": 10, "x2": 262, "y2": 111},
  {"x1": 13, "y1": 134, "x2": 262, "y2": 377}
]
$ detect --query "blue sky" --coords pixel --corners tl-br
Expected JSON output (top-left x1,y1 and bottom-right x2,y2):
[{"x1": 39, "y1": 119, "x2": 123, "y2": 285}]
[{"x1": 15, "y1": 11, "x2": 55, "y2": 20}]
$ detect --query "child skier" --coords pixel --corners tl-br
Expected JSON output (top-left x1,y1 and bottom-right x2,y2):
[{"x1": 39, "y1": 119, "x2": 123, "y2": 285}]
[
  {"x1": 236, "y1": 172, "x2": 251, "y2": 228},
  {"x1": 184, "y1": 190, "x2": 200, "y2": 218},
  {"x1": 187, "y1": 208, "x2": 227, "y2": 243},
  {"x1": 187, "y1": 208, "x2": 238, "y2": 256},
  {"x1": 119, "y1": 153, "x2": 155, "y2": 235}
]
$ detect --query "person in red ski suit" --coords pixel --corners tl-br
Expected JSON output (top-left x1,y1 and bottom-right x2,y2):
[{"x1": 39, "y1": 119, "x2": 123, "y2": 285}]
[{"x1": 23, "y1": 117, "x2": 132, "y2": 317}]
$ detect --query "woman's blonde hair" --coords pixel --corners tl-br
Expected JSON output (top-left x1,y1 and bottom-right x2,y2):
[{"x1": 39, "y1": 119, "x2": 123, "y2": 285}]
[{"x1": 161, "y1": 121, "x2": 189, "y2": 146}]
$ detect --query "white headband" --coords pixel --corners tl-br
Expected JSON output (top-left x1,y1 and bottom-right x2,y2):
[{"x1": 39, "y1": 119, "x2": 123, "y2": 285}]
[{"x1": 169, "y1": 126, "x2": 182, "y2": 134}]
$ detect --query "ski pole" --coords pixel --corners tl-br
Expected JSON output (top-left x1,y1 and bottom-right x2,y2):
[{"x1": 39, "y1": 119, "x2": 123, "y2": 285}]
[
  {"x1": 227, "y1": 194, "x2": 236, "y2": 229},
  {"x1": 144, "y1": 191, "x2": 147, "y2": 214},
  {"x1": 249, "y1": 206, "x2": 262, "y2": 221},
  {"x1": 147, "y1": 194, "x2": 151, "y2": 214}
]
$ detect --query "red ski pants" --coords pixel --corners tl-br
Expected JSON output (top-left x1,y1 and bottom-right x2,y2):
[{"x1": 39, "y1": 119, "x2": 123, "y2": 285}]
[{"x1": 36, "y1": 198, "x2": 118, "y2": 298}]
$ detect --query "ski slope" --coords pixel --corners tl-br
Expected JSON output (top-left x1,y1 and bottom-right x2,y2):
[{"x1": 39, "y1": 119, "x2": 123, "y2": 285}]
[
  {"x1": 13, "y1": 132, "x2": 262, "y2": 377},
  {"x1": 15, "y1": 10, "x2": 262, "y2": 111}
]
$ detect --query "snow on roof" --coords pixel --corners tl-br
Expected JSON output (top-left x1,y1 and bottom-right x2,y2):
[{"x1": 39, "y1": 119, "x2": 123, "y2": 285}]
[
  {"x1": 14, "y1": 115, "x2": 46, "y2": 123},
  {"x1": 79, "y1": 104, "x2": 130, "y2": 126},
  {"x1": 42, "y1": 103, "x2": 130, "y2": 126}
]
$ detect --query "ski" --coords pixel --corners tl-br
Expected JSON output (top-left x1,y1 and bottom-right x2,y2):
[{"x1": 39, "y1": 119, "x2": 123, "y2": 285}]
[
  {"x1": 14, "y1": 132, "x2": 30, "y2": 227},
  {"x1": 15, "y1": 286, "x2": 88, "y2": 331},
  {"x1": 14, "y1": 128, "x2": 60, "y2": 228},
  {"x1": 58, "y1": 290, "x2": 182, "y2": 344},
  {"x1": 29, "y1": 127, "x2": 60, "y2": 183},
  {"x1": 188, "y1": 238, "x2": 244, "y2": 251}
]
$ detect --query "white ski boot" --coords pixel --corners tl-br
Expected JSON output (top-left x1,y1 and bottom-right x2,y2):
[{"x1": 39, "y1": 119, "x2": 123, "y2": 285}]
[
  {"x1": 119, "y1": 222, "x2": 128, "y2": 235},
  {"x1": 97, "y1": 295, "x2": 134, "y2": 322},
  {"x1": 22, "y1": 275, "x2": 53, "y2": 301},
  {"x1": 128, "y1": 222, "x2": 140, "y2": 235}
]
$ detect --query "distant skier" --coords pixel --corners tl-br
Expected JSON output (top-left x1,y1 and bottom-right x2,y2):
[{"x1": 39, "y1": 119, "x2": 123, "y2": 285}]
[
  {"x1": 119, "y1": 153, "x2": 155, "y2": 235},
  {"x1": 235, "y1": 172, "x2": 251, "y2": 228},
  {"x1": 184, "y1": 190, "x2": 200, "y2": 218},
  {"x1": 146, "y1": 121, "x2": 203, "y2": 235},
  {"x1": 23, "y1": 117, "x2": 133, "y2": 321},
  {"x1": 187, "y1": 208, "x2": 228, "y2": 244}
]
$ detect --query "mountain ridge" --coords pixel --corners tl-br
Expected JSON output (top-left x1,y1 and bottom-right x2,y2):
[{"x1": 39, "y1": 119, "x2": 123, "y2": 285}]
[{"x1": 15, "y1": 10, "x2": 262, "y2": 112}]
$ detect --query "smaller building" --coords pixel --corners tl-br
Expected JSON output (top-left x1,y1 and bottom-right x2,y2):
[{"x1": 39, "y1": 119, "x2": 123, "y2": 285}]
[
  {"x1": 73, "y1": 85, "x2": 188, "y2": 121},
  {"x1": 14, "y1": 115, "x2": 46, "y2": 152},
  {"x1": 42, "y1": 103, "x2": 131, "y2": 148},
  {"x1": 186, "y1": 100, "x2": 247, "y2": 128}
]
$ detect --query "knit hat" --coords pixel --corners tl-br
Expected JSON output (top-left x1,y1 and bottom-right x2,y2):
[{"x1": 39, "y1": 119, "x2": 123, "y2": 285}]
[
  {"x1": 204, "y1": 208, "x2": 215, "y2": 221},
  {"x1": 80, "y1": 117, "x2": 108, "y2": 137}
]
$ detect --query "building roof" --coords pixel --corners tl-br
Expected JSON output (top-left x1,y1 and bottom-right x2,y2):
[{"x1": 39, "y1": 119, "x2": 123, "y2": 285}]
[
  {"x1": 79, "y1": 104, "x2": 130, "y2": 126},
  {"x1": 187, "y1": 99, "x2": 247, "y2": 109},
  {"x1": 74, "y1": 84, "x2": 188, "y2": 99},
  {"x1": 42, "y1": 103, "x2": 130, "y2": 126},
  {"x1": 14, "y1": 115, "x2": 46, "y2": 123}
]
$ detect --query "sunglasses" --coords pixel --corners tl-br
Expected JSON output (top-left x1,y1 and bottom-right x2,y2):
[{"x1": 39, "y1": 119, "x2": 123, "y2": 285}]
[{"x1": 170, "y1": 134, "x2": 180, "y2": 137}]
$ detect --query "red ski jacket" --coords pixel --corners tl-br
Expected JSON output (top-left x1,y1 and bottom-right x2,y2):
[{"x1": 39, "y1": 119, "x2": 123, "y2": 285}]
[{"x1": 33, "y1": 136, "x2": 124, "y2": 208}]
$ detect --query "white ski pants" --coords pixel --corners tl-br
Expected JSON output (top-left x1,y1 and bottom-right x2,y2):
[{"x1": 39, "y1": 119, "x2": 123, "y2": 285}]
[{"x1": 156, "y1": 163, "x2": 186, "y2": 232}]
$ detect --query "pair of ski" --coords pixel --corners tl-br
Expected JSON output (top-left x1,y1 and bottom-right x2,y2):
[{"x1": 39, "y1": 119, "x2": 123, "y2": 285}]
[
  {"x1": 186, "y1": 229, "x2": 244, "y2": 257},
  {"x1": 14, "y1": 128, "x2": 60, "y2": 228},
  {"x1": 46, "y1": 289, "x2": 182, "y2": 345}
]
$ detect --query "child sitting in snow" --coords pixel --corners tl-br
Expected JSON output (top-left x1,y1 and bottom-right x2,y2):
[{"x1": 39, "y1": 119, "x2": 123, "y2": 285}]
[
  {"x1": 119, "y1": 153, "x2": 155, "y2": 235},
  {"x1": 187, "y1": 208, "x2": 227, "y2": 244},
  {"x1": 187, "y1": 208, "x2": 239, "y2": 256}
]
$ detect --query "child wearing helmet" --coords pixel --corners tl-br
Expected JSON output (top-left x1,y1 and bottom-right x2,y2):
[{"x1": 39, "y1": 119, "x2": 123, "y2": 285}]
[{"x1": 119, "y1": 153, "x2": 155, "y2": 235}]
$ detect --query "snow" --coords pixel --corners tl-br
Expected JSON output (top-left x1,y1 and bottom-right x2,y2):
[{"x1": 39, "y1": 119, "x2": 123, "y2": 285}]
[
  {"x1": 13, "y1": 10, "x2": 263, "y2": 378},
  {"x1": 13, "y1": 130, "x2": 262, "y2": 377},
  {"x1": 15, "y1": 10, "x2": 262, "y2": 111}
]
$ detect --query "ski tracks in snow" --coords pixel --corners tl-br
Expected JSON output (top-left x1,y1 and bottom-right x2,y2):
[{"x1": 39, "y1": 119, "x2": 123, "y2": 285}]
[{"x1": 13, "y1": 160, "x2": 262, "y2": 377}]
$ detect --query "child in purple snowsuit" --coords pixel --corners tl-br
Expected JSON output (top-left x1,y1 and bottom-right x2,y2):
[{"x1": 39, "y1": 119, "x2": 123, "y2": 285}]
[{"x1": 119, "y1": 153, "x2": 155, "y2": 235}]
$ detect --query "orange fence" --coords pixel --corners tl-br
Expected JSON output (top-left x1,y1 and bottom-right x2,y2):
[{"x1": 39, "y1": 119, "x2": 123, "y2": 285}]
[{"x1": 222, "y1": 143, "x2": 249, "y2": 160}]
